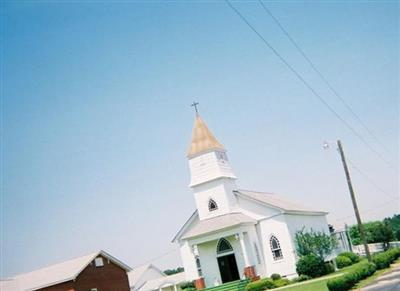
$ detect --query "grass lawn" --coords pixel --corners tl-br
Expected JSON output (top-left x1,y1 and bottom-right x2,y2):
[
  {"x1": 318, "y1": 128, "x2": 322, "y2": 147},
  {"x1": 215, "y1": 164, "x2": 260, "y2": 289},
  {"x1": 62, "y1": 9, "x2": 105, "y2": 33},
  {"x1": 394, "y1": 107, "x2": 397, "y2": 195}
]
[
  {"x1": 273, "y1": 274, "x2": 338, "y2": 291},
  {"x1": 277, "y1": 258, "x2": 400, "y2": 291},
  {"x1": 276, "y1": 279, "x2": 331, "y2": 291},
  {"x1": 275, "y1": 260, "x2": 368, "y2": 291}
]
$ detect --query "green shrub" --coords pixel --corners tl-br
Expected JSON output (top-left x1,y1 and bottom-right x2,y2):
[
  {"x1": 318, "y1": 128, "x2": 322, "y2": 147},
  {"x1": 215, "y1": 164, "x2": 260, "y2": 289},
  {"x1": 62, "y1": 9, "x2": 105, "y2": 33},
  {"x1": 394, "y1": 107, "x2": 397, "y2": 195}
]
[
  {"x1": 327, "y1": 277, "x2": 352, "y2": 291},
  {"x1": 372, "y1": 248, "x2": 400, "y2": 270},
  {"x1": 386, "y1": 247, "x2": 400, "y2": 261},
  {"x1": 351, "y1": 262, "x2": 376, "y2": 281},
  {"x1": 273, "y1": 278, "x2": 290, "y2": 287},
  {"x1": 327, "y1": 262, "x2": 376, "y2": 291},
  {"x1": 245, "y1": 278, "x2": 275, "y2": 291},
  {"x1": 291, "y1": 274, "x2": 311, "y2": 283},
  {"x1": 325, "y1": 262, "x2": 335, "y2": 274},
  {"x1": 270, "y1": 273, "x2": 281, "y2": 281},
  {"x1": 372, "y1": 252, "x2": 391, "y2": 269},
  {"x1": 338, "y1": 252, "x2": 360, "y2": 263},
  {"x1": 335, "y1": 256, "x2": 352, "y2": 269},
  {"x1": 180, "y1": 281, "x2": 195, "y2": 290},
  {"x1": 296, "y1": 254, "x2": 326, "y2": 278}
]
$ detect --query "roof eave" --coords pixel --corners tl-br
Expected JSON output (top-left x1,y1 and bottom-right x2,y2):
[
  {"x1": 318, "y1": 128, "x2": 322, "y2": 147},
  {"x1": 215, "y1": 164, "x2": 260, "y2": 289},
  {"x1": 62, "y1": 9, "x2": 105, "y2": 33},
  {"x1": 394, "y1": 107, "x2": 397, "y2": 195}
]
[
  {"x1": 187, "y1": 147, "x2": 226, "y2": 159},
  {"x1": 73, "y1": 250, "x2": 132, "y2": 281},
  {"x1": 172, "y1": 210, "x2": 199, "y2": 243},
  {"x1": 234, "y1": 191, "x2": 286, "y2": 212},
  {"x1": 181, "y1": 221, "x2": 256, "y2": 240},
  {"x1": 100, "y1": 250, "x2": 133, "y2": 271},
  {"x1": 189, "y1": 175, "x2": 237, "y2": 188},
  {"x1": 234, "y1": 190, "x2": 327, "y2": 215},
  {"x1": 284, "y1": 210, "x2": 329, "y2": 216},
  {"x1": 31, "y1": 278, "x2": 75, "y2": 291}
]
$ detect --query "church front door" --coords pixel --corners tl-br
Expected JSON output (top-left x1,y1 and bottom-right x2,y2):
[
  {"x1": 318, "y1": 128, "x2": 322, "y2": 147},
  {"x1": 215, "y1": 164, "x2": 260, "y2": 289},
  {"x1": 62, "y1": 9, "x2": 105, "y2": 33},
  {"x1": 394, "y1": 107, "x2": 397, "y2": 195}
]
[{"x1": 217, "y1": 254, "x2": 240, "y2": 283}]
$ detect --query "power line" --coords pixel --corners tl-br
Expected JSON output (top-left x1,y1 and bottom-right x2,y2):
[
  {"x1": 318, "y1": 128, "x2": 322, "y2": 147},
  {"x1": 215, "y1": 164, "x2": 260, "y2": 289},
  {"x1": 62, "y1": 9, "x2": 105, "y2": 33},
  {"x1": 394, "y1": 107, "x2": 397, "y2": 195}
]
[
  {"x1": 258, "y1": 0, "x2": 394, "y2": 156},
  {"x1": 224, "y1": 0, "x2": 397, "y2": 171},
  {"x1": 347, "y1": 158, "x2": 398, "y2": 200},
  {"x1": 334, "y1": 197, "x2": 398, "y2": 222},
  {"x1": 324, "y1": 142, "x2": 398, "y2": 224},
  {"x1": 132, "y1": 247, "x2": 179, "y2": 268}
]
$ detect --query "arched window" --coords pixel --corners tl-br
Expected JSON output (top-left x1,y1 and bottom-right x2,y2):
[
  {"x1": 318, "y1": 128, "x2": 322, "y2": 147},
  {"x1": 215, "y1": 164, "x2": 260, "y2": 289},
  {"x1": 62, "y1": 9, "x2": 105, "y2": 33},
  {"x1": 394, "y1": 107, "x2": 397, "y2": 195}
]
[
  {"x1": 270, "y1": 236, "x2": 283, "y2": 260},
  {"x1": 217, "y1": 238, "x2": 233, "y2": 254},
  {"x1": 208, "y1": 199, "x2": 218, "y2": 211}
]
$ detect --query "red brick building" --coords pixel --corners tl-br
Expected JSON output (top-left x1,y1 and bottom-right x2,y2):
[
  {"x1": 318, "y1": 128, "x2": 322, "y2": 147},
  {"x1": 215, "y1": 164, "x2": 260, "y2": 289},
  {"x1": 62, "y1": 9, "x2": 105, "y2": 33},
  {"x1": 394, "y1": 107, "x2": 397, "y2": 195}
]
[{"x1": 1, "y1": 250, "x2": 132, "y2": 291}]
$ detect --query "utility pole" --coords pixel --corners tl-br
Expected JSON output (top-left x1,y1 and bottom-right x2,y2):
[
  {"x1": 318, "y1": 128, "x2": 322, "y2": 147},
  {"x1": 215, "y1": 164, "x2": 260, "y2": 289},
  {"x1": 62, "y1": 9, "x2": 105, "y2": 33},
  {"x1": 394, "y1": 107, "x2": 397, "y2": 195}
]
[{"x1": 337, "y1": 140, "x2": 372, "y2": 262}]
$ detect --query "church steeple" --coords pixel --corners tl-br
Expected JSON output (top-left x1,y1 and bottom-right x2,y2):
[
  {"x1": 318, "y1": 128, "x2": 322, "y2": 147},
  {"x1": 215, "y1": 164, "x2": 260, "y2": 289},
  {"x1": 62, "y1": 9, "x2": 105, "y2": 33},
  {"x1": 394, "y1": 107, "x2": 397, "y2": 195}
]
[
  {"x1": 187, "y1": 111, "x2": 238, "y2": 220},
  {"x1": 187, "y1": 115, "x2": 225, "y2": 158}
]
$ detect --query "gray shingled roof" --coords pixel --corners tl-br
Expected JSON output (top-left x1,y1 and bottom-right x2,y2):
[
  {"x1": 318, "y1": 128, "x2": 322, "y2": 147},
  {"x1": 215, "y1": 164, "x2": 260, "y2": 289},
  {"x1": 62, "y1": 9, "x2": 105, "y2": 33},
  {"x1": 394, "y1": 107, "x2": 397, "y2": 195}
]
[
  {"x1": 235, "y1": 189, "x2": 327, "y2": 214},
  {"x1": 181, "y1": 212, "x2": 256, "y2": 239}
]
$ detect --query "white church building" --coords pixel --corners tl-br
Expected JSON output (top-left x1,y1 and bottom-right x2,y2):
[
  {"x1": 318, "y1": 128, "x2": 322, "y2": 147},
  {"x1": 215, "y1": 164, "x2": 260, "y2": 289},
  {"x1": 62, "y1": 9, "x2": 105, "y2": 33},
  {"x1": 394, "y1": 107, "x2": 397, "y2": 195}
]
[{"x1": 173, "y1": 113, "x2": 330, "y2": 289}]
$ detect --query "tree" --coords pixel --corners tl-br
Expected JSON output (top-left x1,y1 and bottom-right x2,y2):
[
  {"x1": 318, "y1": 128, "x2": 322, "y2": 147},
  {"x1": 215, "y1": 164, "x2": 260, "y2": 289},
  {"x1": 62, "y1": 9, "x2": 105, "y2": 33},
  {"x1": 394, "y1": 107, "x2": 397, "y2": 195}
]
[
  {"x1": 373, "y1": 221, "x2": 393, "y2": 250},
  {"x1": 384, "y1": 214, "x2": 400, "y2": 240},
  {"x1": 349, "y1": 221, "x2": 393, "y2": 249},
  {"x1": 295, "y1": 228, "x2": 337, "y2": 260}
]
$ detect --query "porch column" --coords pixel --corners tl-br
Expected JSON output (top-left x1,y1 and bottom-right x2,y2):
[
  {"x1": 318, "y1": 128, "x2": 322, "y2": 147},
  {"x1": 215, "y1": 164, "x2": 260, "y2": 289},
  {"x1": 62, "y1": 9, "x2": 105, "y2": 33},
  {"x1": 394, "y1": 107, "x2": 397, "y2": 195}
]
[
  {"x1": 238, "y1": 232, "x2": 258, "y2": 281},
  {"x1": 174, "y1": 285, "x2": 178, "y2": 291},
  {"x1": 238, "y1": 232, "x2": 250, "y2": 267},
  {"x1": 192, "y1": 244, "x2": 205, "y2": 290}
]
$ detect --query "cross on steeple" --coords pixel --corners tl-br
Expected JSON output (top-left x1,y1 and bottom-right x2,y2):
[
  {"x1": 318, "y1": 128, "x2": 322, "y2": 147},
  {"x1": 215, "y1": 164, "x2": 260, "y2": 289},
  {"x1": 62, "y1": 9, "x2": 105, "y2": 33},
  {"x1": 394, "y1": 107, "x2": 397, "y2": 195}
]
[{"x1": 191, "y1": 101, "x2": 199, "y2": 115}]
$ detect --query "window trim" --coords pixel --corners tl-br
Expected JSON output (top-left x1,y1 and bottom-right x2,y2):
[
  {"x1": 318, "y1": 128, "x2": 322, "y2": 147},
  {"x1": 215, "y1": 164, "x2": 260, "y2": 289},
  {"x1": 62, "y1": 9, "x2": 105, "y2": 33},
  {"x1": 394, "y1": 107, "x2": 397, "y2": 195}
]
[
  {"x1": 270, "y1": 235, "x2": 283, "y2": 261},
  {"x1": 94, "y1": 257, "x2": 104, "y2": 267},
  {"x1": 216, "y1": 238, "x2": 233, "y2": 255},
  {"x1": 208, "y1": 199, "x2": 218, "y2": 212}
]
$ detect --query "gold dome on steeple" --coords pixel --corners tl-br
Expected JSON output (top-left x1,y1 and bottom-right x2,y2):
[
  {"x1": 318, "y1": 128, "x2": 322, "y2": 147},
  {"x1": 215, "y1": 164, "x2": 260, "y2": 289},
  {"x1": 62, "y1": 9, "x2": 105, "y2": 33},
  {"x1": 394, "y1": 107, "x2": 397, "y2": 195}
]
[{"x1": 187, "y1": 114, "x2": 225, "y2": 158}]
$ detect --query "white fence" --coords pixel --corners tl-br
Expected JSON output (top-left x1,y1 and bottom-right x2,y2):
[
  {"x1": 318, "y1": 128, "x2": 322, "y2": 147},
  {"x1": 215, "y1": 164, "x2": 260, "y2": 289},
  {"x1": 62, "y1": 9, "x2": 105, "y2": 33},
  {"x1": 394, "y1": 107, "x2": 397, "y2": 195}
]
[{"x1": 352, "y1": 241, "x2": 400, "y2": 255}]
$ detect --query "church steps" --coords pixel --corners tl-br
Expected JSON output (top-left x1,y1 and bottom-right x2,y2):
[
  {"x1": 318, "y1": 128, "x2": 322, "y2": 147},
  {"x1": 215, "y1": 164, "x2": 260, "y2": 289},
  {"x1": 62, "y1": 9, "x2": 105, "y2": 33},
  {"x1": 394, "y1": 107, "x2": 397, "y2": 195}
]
[{"x1": 201, "y1": 279, "x2": 250, "y2": 291}]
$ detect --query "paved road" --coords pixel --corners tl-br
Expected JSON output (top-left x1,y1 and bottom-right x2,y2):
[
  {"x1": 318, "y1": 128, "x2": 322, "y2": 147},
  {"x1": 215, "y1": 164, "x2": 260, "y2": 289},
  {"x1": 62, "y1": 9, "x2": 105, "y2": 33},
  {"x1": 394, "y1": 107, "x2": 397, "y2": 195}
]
[{"x1": 362, "y1": 265, "x2": 400, "y2": 291}]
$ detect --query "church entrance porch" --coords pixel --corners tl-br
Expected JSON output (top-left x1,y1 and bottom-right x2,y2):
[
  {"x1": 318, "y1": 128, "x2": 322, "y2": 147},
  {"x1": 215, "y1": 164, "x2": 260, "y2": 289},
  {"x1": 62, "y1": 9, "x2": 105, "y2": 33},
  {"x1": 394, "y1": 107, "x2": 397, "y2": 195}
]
[
  {"x1": 217, "y1": 253, "x2": 240, "y2": 283},
  {"x1": 187, "y1": 229, "x2": 260, "y2": 289},
  {"x1": 216, "y1": 238, "x2": 240, "y2": 283}
]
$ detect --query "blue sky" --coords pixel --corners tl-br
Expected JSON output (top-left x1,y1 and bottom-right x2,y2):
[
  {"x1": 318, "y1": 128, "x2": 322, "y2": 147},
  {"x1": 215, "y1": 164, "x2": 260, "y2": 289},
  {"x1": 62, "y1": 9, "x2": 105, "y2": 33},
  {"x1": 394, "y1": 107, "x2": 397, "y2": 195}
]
[{"x1": 2, "y1": 1, "x2": 399, "y2": 278}]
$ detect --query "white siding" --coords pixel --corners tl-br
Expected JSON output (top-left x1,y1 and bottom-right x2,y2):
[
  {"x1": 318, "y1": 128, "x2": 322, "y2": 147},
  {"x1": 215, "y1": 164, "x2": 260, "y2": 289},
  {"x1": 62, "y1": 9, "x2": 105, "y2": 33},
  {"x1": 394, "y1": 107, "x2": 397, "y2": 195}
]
[
  {"x1": 237, "y1": 196, "x2": 281, "y2": 220},
  {"x1": 284, "y1": 214, "x2": 330, "y2": 260},
  {"x1": 284, "y1": 214, "x2": 330, "y2": 237},
  {"x1": 244, "y1": 225, "x2": 265, "y2": 276},
  {"x1": 188, "y1": 151, "x2": 236, "y2": 187},
  {"x1": 192, "y1": 178, "x2": 238, "y2": 220},
  {"x1": 259, "y1": 215, "x2": 297, "y2": 278},
  {"x1": 180, "y1": 241, "x2": 199, "y2": 281}
]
